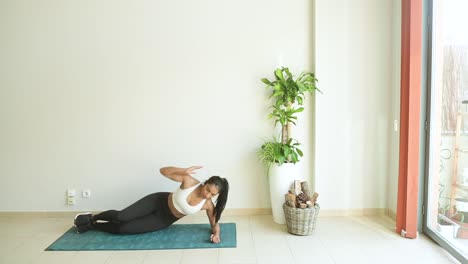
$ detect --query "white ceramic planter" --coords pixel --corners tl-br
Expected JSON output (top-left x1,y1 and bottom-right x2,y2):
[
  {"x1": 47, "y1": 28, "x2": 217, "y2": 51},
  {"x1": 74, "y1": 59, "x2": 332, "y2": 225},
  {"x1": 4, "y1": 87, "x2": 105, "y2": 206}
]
[
  {"x1": 269, "y1": 163, "x2": 304, "y2": 224},
  {"x1": 455, "y1": 198, "x2": 468, "y2": 212}
]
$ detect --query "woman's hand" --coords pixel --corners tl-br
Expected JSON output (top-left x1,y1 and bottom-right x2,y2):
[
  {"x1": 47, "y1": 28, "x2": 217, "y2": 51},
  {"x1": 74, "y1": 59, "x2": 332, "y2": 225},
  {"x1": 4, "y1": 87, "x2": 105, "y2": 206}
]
[
  {"x1": 210, "y1": 233, "x2": 221, "y2": 244},
  {"x1": 207, "y1": 205, "x2": 220, "y2": 243},
  {"x1": 185, "y1": 166, "x2": 202, "y2": 175},
  {"x1": 160, "y1": 166, "x2": 202, "y2": 182}
]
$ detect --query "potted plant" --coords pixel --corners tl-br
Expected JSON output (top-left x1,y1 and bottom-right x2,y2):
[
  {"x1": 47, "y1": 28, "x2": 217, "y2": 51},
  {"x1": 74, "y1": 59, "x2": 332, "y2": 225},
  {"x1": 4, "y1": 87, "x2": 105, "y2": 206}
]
[
  {"x1": 258, "y1": 67, "x2": 320, "y2": 224},
  {"x1": 437, "y1": 185, "x2": 452, "y2": 225},
  {"x1": 437, "y1": 204, "x2": 456, "y2": 238},
  {"x1": 452, "y1": 210, "x2": 468, "y2": 238}
]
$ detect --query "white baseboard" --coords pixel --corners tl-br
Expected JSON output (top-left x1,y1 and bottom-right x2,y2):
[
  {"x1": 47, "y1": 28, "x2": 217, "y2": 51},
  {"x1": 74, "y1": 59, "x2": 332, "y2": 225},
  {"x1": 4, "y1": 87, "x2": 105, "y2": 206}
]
[
  {"x1": 0, "y1": 208, "x2": 394, "y2": 218},
  {"x1": 318, "y1": 208, "x2": 387, "y2": 217},
  {"x1": 386, "y1": 208, "x2": 397, "y2": 220}
]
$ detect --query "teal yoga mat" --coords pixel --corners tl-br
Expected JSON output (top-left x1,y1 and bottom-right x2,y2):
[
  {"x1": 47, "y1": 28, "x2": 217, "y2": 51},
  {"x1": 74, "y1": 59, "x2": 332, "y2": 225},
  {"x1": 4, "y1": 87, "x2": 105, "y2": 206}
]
[{"x1": 46, "y1": 223, "x2": 236, "y2": 251}]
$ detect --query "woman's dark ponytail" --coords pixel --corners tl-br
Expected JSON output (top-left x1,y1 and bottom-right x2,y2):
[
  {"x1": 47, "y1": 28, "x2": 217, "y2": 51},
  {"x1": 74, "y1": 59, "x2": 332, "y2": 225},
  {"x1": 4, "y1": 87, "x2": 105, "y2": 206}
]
[{"x1": 205, "y1": 176, "x2": 229, "y2": 223}]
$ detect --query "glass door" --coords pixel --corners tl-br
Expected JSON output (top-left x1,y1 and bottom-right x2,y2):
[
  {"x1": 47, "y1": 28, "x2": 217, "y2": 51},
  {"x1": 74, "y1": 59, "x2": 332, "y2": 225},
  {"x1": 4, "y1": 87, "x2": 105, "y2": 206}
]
[{"x1": 425, "y1": 0, "x2": 468, "y2": 262}]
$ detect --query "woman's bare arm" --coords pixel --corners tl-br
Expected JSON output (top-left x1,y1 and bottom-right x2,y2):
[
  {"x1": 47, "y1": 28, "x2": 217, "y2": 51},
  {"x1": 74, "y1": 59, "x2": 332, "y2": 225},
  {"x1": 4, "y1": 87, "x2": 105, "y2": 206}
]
[
  {"x1": 159, "y1": 166, "x2": 202, "y2": 182},
  {"x1": 206, "y1": 202, "x2": 221, "y2": 243}
]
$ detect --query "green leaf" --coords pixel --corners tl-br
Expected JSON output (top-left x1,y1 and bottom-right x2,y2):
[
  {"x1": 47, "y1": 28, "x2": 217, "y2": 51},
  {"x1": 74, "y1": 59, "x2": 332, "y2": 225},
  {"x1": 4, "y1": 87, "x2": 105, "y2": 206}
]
[
  {"x1": 261, "y1": 78, "x2": 272, "y2": 85},
  {"x1": 297, "y1": 72, "x2": 305, "y2": 82},
  {"x1": 297, "y1": 82, "x2": 305, "y2": 92},
  {"x1": 291, "y1": 152, "x2": 298, "y2": 163},
  {"x1": 278, "y1": 156, "x2": 285, "y2": 164},
  {"x1": 297, "y1": 97, "x2": 303, "y2": 105},
  {"x1": 273, "y1": 90, "x2": 284, "y2": 97},
  {"x1": 280, "y1": 117, "x2": 286, "y2": 125},
  {"x1": 275, "y1": 100, "x2": 282, "y2": 107},
  {"x1": 284, "y1": 67, "x2": 293, "y2": 80},
  {"x1": 294, "y1": 107, "x2": 304, "y2": 113},
  {"x1": 297, "y1": 148, "x2": 303, "y2": 156},
  {"x1": 274, "y1": 69, "x2": 285, "y2": 81},
  {"x1": 284, "y1": 147, "x2": 290, "y2": 158}
]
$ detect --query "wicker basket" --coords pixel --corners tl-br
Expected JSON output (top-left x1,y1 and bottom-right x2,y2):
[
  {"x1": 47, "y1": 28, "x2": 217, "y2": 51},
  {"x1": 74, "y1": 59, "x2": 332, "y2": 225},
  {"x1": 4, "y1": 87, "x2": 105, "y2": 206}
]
[{"x1": 283, "y1": 203, "x2": 320, "y2": 235}]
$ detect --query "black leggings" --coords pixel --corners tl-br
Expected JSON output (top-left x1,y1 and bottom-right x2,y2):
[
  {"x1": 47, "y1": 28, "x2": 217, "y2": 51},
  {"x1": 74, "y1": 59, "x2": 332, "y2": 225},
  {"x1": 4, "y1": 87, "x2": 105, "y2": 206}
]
[{"x1": 93, "y1": 192, "x2": 179, "y2": 234}]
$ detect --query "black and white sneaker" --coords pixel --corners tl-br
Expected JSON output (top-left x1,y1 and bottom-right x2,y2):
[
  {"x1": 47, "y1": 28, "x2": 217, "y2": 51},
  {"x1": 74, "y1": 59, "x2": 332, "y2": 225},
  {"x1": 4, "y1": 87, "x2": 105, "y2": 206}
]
[
  {"x1": 75, "y1": 222, "x2": 93, "y2": 234},
  {"x1": 74, "y1": 212, "x2": 93, "y2": 226}
]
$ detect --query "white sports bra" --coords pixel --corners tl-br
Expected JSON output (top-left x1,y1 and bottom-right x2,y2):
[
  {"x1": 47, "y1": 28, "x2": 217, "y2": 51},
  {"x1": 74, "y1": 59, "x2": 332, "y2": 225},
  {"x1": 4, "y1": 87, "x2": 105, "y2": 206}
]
[{"x1": 172, "y1": 183, "x2": 206, "y2": 215}]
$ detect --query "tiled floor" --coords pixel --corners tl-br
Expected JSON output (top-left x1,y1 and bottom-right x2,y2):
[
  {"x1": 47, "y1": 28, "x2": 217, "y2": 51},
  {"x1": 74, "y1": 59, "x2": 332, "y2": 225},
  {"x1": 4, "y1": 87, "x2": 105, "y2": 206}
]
[{"x1": 0, "y1": 214, "x2": 461, "y2": 264}]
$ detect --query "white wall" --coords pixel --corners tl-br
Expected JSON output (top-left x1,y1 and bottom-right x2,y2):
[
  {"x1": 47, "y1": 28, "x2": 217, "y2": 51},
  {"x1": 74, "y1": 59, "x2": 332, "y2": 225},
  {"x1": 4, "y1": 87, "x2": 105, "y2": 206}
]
[
  {"x1": 388, "y1": 0, "x2": 402, "y2": 217},
  {"x1": 0, "y1": 0, "x2": 313, "y2": 211},
  {"x1": 0, "y1": 0, "x2": 401, "y2": 214},
  {"x1": 315, "y1": 0, "x2": 399, "y2": 212}
]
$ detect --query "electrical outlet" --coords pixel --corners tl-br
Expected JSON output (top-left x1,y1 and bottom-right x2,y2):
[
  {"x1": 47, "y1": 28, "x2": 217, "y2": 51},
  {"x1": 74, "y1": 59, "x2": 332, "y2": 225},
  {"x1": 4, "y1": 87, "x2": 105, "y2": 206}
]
[
  {"x1": 67, "y1": 197, "x2": 76, "y2": 205},
  {"x1": 82, "y1": 189, "x2": 91, "y2": 198},
  {"x1": 67, "y1": 189, "x2": 76, "y2": 197}
]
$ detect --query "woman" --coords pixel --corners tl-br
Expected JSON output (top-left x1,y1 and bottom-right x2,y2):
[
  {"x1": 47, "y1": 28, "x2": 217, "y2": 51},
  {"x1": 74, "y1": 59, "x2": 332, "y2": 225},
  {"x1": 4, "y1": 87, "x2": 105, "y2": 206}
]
[{"x1": 73, "y1": 166, "x2": 229, "y2": 243}]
